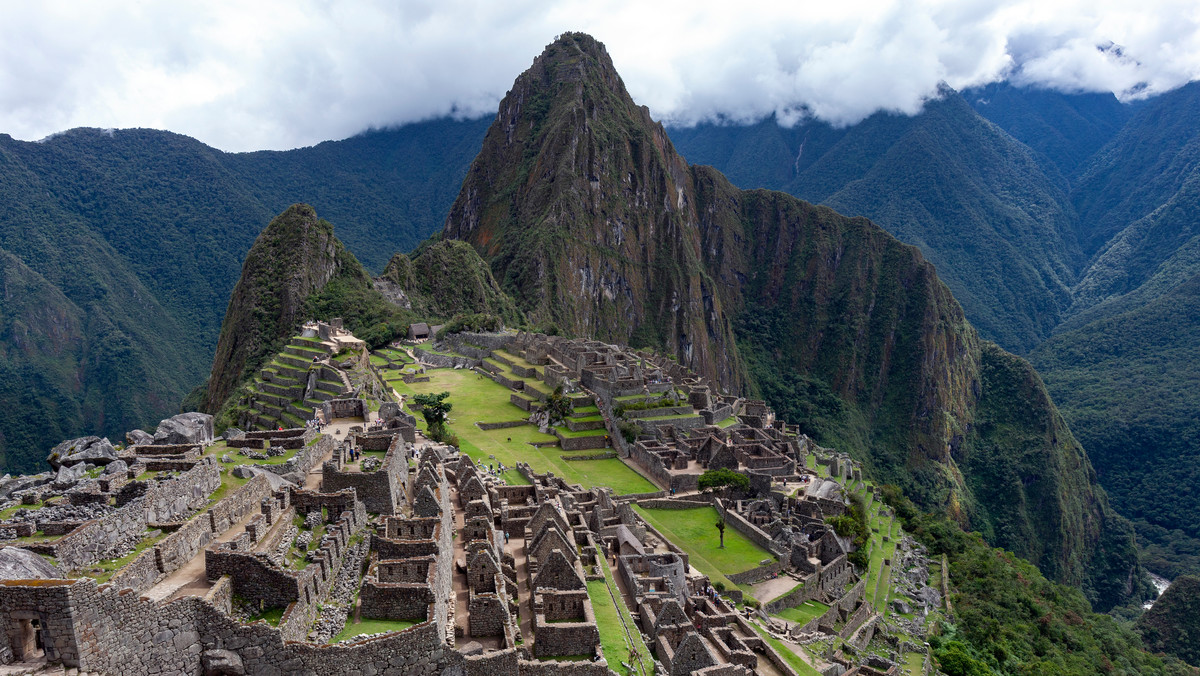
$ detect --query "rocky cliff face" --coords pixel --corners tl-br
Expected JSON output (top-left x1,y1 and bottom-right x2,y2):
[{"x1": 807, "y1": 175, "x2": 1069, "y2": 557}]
[
  {"x1": 203, "y1": 204, "x2": 350, "y2": 412},
  {"x1": 443, "y1": 32, "x2": 1141, "y2": 608}
]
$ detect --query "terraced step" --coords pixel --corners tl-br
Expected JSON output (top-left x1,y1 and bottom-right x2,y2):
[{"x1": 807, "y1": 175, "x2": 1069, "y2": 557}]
[
  {"x1": 287, "y1": 402, "x2": 315, "y2": 420},
  {"x1": 284, "y1": 344, "x2": 329, "y2": 360},
  {"x1": 277, "y1": 354, "x2": 315, "y2": 370},
  {"x1": 280, "y1": 410, "x2": 307, "y2": 428},
  {"x1": 260, "y1": 381, "x2": 304, "y2": 399},
  {"x1": 270, "y1": 361, "x2": 308, "y2": 380},
  {"x1": 310, "y1": 389, "x2": 342, "y2": 402}
]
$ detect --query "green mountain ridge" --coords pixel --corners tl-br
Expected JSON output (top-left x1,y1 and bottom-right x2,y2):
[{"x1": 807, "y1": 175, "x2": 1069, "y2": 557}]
[
  {"x1": 441, "y1": 32, "x2": 1141, "y2": 610},
  {"x1": 0, "y1": 118, "x2": 488, "y2": 472}
]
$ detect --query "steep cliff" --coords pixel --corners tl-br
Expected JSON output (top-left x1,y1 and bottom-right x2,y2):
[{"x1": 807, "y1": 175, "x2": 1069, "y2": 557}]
[{"x1": 443, "y1": 32, "x2": 1141, "y2": 608}]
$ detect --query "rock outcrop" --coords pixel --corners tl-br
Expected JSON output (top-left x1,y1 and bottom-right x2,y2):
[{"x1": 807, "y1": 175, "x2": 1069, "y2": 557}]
[
  {"x1": 153, "y1": 412, "x2": 215, "y2": 445},
  {"x1": 47, "y1": 436, "x2": 118, "y2": 468},
  {"x1": 0, "y1": 547, "x2": 63, "y2": 580}
]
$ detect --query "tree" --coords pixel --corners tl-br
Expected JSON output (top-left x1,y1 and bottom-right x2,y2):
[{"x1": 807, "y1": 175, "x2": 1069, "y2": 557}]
[
  {"x1": 698, "y1": 468, "x2": 750, "y2": 493},
  {"x1": 539, "y1": 385, "x2": 573, "y2": 427},
  {"x1": 414, "y1": 391, "x2": 452, "y2": 441},
  {"x1": 716, "y1": 516, "x2": 727, "y2": 549}
]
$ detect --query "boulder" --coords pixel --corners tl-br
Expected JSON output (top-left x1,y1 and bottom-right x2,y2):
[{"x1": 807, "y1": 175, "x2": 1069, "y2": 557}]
[
  {"x1": 0, "y1": 547, "x2": 63, "y2": 580},
  {"x1": 52, "y1": 463, "x2": 86, "y2": 489},
  {"x1": 231, "y1": 466, "x2": 254, "y2": 479},
  {"x1": 220, "y1": 454, "x2": 234, "y2": 463},
  {"x1": 247, "y1": 467, "x2": 296, "y2": 491},
  {"x1": 126, "y1": 429, "x2": 155, "y2": 446},
  {"x1": 63, "y1": 438, "x2": 118, "y2": 466},
  {"x1": 103, "y1": 459, "x2": 129, "y2": 475},
  {"x1": 0, "y1": 473, "x2": 52, "y2": 501},
  {"x1": 47, "y1": 436, "x2": 113, "y2": 469},
  {"x1": 282, "y1": 471, "x2": 304, "y2": 486},
  {"x1": 892, "y1": 598, "x2": 912, "y2": 615},
  {"x1": 201, "y1": 648, "x2": 245, "y2": 676},
  {"x1": 154, "y1": 412, "x2": 215, "y2": 446}
]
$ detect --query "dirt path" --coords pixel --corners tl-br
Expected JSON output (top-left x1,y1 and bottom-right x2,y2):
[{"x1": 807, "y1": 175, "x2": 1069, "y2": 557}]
[
  {"x1": 144, "y1": 505, "x2": 263, "y2": 602},
  {"x1": 507, "y1": 536, "x2": 534, "y2": 645}
]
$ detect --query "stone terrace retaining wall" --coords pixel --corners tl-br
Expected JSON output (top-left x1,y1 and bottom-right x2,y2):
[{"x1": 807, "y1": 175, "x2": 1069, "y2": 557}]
[
  {"x1": 477, "y1": 420, "x2": 531, "y2": 431},
  {"x1": 412, "y1": 347, "x2": 478, "y2": 369}
]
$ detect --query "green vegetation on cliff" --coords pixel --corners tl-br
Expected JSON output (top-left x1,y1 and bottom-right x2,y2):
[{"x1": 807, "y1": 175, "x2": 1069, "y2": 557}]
[
  {"x1": 0, "y1": 119, "x2": 487, "y2": 473},
  {"x1": 881, "y1": 487, "x2": 1194, "y2": 676},
  {"x1": 376, "y1": 238, "x2": 523, "y2": 325},
  {"x1": 1136, "y1": 575, "x2": 1200, "y2": 666}
]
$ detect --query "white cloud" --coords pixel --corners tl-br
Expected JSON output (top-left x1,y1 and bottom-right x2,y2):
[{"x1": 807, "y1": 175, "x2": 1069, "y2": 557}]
[{"x1": 0, "y1": 0, "x2": 1197, "y2": 151}]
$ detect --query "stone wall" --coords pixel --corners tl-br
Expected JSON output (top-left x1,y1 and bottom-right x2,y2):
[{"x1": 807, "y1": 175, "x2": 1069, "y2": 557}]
[
  {"x1": 557, "y1": 433, "x2": 608, "y2": 451},
  {"x1": 412, "y1": 347, "x2": 479, "y2": 369},
  {"x1": 726, "y1": 561, "x2": 784, "y2": 586},
  {"x1": 54, "y1": 498, "x2": 150, "y2": 571},
  {"x1": 321, "y1": 435, "x2": 403, "y2": 514},
  {"x1": 719, "y1": 503, "x2": 788, "y2": 558},
  {"x1": 142, "y1": 458, "x2": 222, "y2": 524},
  {"x1": 477, "y1": 420, "x2": 531, "y2": 431}
]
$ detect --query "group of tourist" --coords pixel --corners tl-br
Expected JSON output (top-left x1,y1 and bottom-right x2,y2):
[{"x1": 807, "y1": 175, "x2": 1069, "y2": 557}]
[{"x1": 306, "y1": 418, "x2": 326, "y2": 432}]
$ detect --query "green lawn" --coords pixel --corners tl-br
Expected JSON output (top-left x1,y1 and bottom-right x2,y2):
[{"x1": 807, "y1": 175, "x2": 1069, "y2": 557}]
[
  {"x1": 334, "y1": 617, "x2": 418, "y2": 642},
  {"x1": 903, "y1": 649, "x2": 925, "y2": 675},
  {"x1": 397, "y1": 369, "x2": 655, "y2": 494},
  {"x1": 773, "y1": 600, "x2": 829, "y2": 626},
  {"x1": 716, "y1": 416, "x2": 740, "y2": 428},
  {"x1": 633, "y1": 506, "x2": 772, "y2": 588},
  {"x1": 589, "y1": 555, "x2": 652, "y2": 676}
]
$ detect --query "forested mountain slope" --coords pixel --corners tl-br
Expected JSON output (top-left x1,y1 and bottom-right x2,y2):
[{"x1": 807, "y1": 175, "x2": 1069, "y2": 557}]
[
  {"x1": 1030, "y1": 83, "x2": 1200, "y2": 577},
  {"x1": 443, "y1": 31, "x2": 1142, "y2": 610},
  {"x1": 0, "y1": 118, "x2": 487, "y2": 473},
  {"x1": 670, "y1": 92, "x2": 1083, "y2": 353}
]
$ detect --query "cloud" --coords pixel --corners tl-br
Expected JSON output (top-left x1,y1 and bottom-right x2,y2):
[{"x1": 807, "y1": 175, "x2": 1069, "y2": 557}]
[{"x1": 1, "y1": 0, "x2": 1197, "y2": 151}]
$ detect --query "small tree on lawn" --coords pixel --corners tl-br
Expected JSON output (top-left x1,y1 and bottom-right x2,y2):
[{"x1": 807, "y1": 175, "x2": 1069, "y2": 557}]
[
  {"x1": 698, "y1": 467, "x2": 750, "y2": 493},
  {"x1": 715, "y1": 516, "x2": 726, "y2": 549},
  {"x1": 414, "y1": 391, "x2": 452, "y2": 442}
]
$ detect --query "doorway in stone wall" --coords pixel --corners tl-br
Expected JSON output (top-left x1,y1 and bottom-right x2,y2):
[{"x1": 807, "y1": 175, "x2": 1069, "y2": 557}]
[{"x1": 11, "y1": 615, "x2": 45, "y2": 661}]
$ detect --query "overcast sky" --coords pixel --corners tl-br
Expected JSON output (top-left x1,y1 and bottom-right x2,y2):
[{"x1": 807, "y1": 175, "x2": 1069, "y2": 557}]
[{"x1": 2, "y1": 0, "x2": 1198, "y2": 152}]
